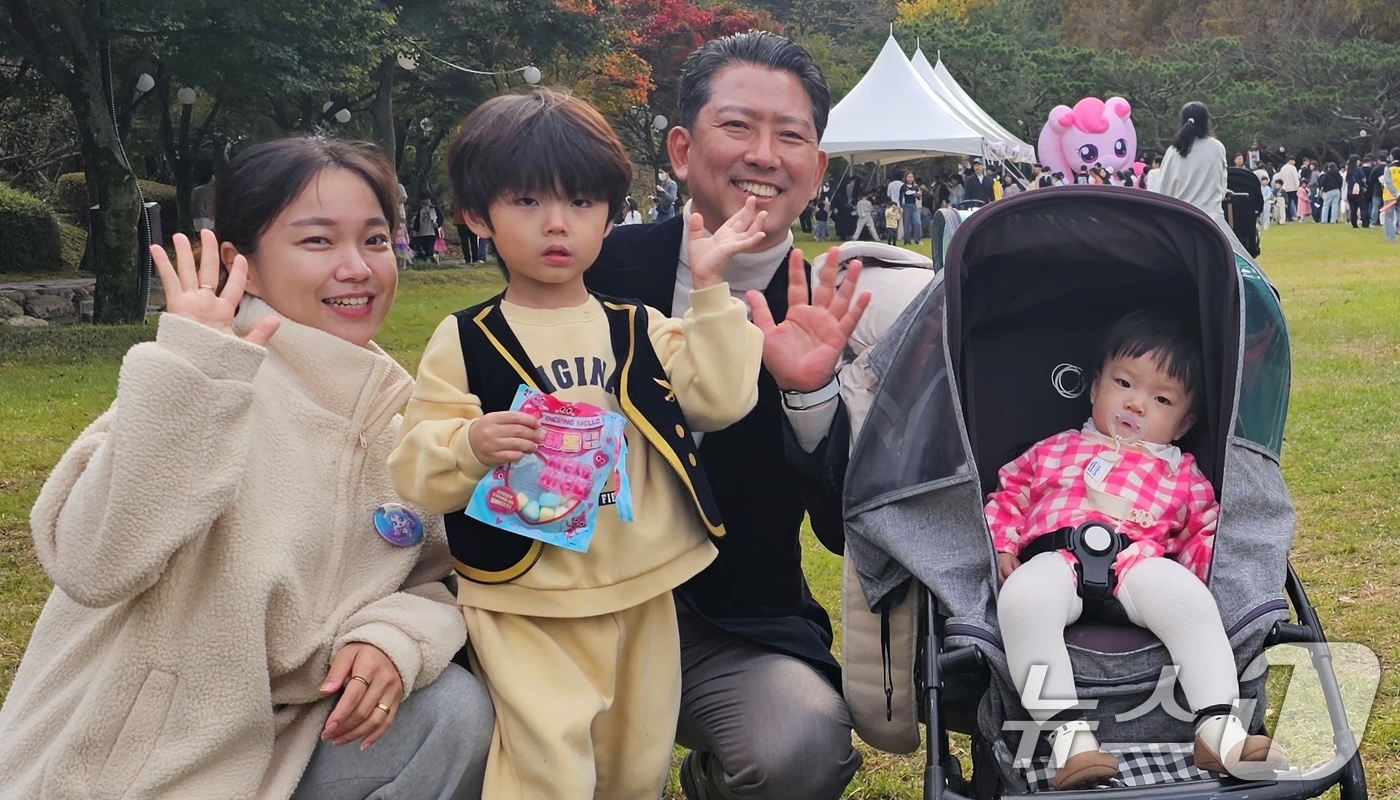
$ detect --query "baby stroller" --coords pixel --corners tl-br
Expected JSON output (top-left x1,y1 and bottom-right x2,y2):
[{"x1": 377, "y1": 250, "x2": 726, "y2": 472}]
[
  {"x1": 1225, "y1": 166, "x2": 1264, "y2": 258},
  {"x1": 840, "y1": 186, "x2": 1367, "y2": 799}
]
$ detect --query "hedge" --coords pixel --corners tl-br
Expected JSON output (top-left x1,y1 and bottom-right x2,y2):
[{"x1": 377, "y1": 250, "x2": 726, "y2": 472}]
[
  {"x1": 56, "y1": 173, "x2": 178, "y2": 237},
  {"x1": 0, "y1": 182, "x2": 64, "y2": 274}
]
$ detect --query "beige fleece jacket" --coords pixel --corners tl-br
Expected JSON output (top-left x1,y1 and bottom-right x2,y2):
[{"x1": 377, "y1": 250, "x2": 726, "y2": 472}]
[{"x1": 0, "y1": 300, "x2": 468, "y2": 800}]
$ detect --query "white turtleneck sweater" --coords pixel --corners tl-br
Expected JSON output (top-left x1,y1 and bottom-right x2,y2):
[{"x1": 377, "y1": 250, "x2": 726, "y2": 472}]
[{"x1": 672, "y1": 201, "x2": 836, "y2": 450}]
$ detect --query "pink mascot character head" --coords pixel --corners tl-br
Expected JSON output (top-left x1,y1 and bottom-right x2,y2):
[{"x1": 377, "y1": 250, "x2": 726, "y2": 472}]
[{"x1": 1037, "y1": 96, "x2": 1136, "y2": 180}]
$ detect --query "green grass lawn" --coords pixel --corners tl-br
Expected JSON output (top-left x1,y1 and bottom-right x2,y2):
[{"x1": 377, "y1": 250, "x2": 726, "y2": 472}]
[{"x1": 2, "y1": 224, "x2": 1398, "y2": 797}]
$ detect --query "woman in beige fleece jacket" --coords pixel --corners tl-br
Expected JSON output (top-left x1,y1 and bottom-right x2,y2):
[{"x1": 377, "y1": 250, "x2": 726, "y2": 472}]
[{"x1": 0, "y1": 138, "x2": 492, "y2": 800}]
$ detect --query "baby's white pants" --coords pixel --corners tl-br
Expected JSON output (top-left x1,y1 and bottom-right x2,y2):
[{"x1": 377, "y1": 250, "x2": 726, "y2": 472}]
[{"x1": 998, "y1": 552, "x2": 1239, "y2": 724}]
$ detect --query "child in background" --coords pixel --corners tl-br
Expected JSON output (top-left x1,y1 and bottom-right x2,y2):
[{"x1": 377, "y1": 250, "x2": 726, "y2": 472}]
[
  {"x1": 1272, "y1": 180, "x2": 1287, "y2": 225},
  {"x1": 988, "y1": 310, "x2": 1285, "y2": 790},
  {"x1": 390, "y1": 88, "x2": 765, "y2": 799},
  {"x1": 1259, "y1": 176, "x2": 1274, "y2": 231},
  {"x1": 884, "y1": 202, "x2": 901, "y2": 245},
  {"x1": 814, "y1": 199, "x2": 830, "y2": 240},
  {"x1": 1295, "y1": 177, "x2": 1312, "y2": 220}
]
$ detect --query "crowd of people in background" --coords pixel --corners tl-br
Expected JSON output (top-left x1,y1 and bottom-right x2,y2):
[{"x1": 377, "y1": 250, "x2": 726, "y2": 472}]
[
  {"x1": 1246, "y1": 149, "x2": 1400, "y2": 242},
  {"x1": 433, "y1": 122, "x2": 1400, "y2": 257}
]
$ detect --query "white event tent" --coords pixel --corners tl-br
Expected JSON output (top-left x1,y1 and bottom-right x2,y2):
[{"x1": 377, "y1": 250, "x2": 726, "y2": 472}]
[
  {"x1": 910, "y1": 47, "x2": 1036, "y2": 163},
  {"x1": 819, "y1": 35, "x2": 984, "y2": 165}
]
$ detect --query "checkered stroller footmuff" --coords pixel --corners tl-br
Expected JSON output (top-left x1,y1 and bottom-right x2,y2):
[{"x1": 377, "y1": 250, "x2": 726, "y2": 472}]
[{"x1": 995, "y1": 739, "x2": 1211, "y2": 791}]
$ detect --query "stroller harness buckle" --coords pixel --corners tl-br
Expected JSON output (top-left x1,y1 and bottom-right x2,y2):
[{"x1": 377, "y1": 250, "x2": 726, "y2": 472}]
[{"x1": 1018, "y1": 522, "x2": 1132, "y2": 619}]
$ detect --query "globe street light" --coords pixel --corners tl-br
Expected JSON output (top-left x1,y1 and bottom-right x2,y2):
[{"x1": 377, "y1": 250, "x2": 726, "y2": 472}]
[
  {"x1": 523, "y1": 66, "x2": 542, "y2": 85},
  {"x1": 335, "y1": 108, "x2": 352, "y2": 124},
  {"x1": 177, "y1": 87, "x2": 196, "y2": 105},
  {"x1": 135, "y1": 73, "x2": 155, "y2": 93},
  {"x1": 397, "y1": 53, "x2": 419, "y2": 71},
  {"x1": 653, "y1": 114, "x2": 668, "y2": 131}
]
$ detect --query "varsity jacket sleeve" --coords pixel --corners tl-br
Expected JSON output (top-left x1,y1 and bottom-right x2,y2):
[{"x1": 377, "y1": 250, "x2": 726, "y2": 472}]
[
  {"x1": 645, "y1": 283, "x2": 763, "y2": 432},
  {"x1": 29, "y1": 313, "x2": 266, "y2": 608},
  {"x1": 331, "y1": 527, "x2": 465, "y2": 695},
  {"x1": 388, "y1": 316, "x2": 492, "y2": 514}
]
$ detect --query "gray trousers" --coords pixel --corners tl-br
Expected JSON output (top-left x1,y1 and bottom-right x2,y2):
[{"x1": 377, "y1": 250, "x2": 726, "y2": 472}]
[
  {"x1": 291, "y1": 664, "x2": 494, "y2": 800},
  {"x1": 676, "y1": 609, "x2": 861, "y2": 800}
]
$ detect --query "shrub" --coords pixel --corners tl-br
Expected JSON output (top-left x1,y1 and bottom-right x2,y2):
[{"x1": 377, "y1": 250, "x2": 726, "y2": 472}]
[
  {"x1": 0, "y1": 183, "x2": 64, "y2": 274},
  {"x1": 55, "y1": 172, "x2": 178, "y2": 239},
  {"x1": 60, "y1": 221, "x2": 87, "y2": 271}
]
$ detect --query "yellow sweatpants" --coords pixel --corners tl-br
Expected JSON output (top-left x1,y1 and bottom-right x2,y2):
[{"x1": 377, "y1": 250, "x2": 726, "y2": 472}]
[{"x1": 462, "y1": 592, "x2": 681, "y2": 800}]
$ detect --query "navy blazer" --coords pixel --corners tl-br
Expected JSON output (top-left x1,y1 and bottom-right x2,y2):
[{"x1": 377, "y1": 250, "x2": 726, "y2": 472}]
[{"x1": 585, "y1": 216, "x2": 848, "y2": 682}]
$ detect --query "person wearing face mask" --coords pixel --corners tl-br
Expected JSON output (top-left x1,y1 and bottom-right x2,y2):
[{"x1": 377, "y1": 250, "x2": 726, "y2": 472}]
[
  {"x1": 0, "y1": 137, "x2": 493, "y2": 800},
  {"x1": 987, "y1": 310, "x2": 1285, "y2": 791},
  {"x1": 656, "y1": 168, "x2": 680, "y2": 221}
]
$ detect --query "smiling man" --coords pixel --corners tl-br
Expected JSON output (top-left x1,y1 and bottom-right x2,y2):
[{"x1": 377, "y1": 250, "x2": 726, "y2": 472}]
[{"x1": 585, "y1": 31, "x2": 864, "y2": 800}]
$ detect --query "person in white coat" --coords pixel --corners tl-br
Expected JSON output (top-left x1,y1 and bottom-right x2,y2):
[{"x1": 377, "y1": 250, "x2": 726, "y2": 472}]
[
  {"x1": 0, "y1": 137, "x2": 493, "y2": 800},
  {"x1": 853, "y1": 192, "x2": 878, "y2": 241},
  {"x1": 1153, "y1": 101, "x2": 1228, "y2": 226}
]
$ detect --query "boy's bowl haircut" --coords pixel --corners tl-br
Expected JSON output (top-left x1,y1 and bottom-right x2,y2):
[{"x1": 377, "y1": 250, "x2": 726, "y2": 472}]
[{"x1": 447, "y1": 88, "x2": 632, "y2": 231}]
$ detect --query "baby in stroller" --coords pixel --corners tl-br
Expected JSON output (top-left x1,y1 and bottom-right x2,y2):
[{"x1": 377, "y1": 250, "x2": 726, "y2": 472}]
[{"x1": 987, "y1": 309, "x2": 1287, "y2": 790}]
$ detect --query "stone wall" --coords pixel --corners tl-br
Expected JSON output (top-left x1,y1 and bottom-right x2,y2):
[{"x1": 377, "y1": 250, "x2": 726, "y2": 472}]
[{"x1": 0, "y1": 280, "x2": 95, "y2": 327}]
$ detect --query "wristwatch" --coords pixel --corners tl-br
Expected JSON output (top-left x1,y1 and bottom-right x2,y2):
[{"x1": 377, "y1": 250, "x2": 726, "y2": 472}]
[{"x1": 781, "y1": 377, "x2": 840, "y2": 410}]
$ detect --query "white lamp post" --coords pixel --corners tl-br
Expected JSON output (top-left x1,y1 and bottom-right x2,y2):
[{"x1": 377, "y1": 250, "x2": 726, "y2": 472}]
[
  {"x1": 135, "y1": 73, "x2": 155, "y2": 93},
  {"x1": 522, "y1": 66, "x2": 541, "y2": 85},
  {"x1": 177, "y1": 87, "x2": 196, "y2": 105},
  {"x1": 652, "y1": 114, "x2": 668, "y2": 131},
  {"x1": 334, "y1": 108, "x2": 352, "y2": 124}
]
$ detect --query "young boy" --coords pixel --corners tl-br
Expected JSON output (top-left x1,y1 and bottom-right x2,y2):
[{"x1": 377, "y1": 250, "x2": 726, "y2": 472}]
[
  {"x1": 814, "y1": 199, "x2": 830, "y2": 240},
  {"x1": 988, "y1": 310, "x2": 1285, "y2": 789},
  {"x1": 883, "y1": 201, "x2": 901, "y2": 245},
  {"x1": 1259, "y1": 176, "x2": 1273, "y2": 231},
  {"x1": 389, "y1": 88, "x2": 765, "y2": 798}
]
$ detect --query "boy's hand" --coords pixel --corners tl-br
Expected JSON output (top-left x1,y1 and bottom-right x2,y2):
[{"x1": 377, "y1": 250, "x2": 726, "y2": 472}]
[
  {"x1": 688, "y1": 196, "x2": 768, "y2": 291},
  {"x1": 997, "y1": 552, "x2": 1021, "y2": 583},
  {"x1": 468, "y1": 411, "x2": 543, "y2": 466}
]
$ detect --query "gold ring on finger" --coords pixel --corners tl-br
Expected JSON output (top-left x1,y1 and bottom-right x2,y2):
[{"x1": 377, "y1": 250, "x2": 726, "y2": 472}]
[
  {"x1": 349, "y1": 675, "x2": 370, "y2": 689},
  {"x1": 377, "y1": 703, "x2": 391, "y2": 714},
  {"x1": 199, "y1": 284, "x2": 215, "y2": 291}
]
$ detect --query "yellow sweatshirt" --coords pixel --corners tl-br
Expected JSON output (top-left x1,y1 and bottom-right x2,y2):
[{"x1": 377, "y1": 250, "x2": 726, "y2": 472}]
[{"x1": 389, "y1": 284, "x2": 762, "y2": 617}]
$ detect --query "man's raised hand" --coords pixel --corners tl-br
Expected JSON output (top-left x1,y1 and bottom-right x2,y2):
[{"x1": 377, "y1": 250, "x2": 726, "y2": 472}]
[{"x1": 746, "y1": 247, "x2": 871, "y2": 393}]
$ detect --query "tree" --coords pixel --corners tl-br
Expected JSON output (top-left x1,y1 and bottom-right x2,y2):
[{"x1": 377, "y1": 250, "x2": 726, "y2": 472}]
[
  {"x1": 2, "y1": 0, "x2": 147, "y2": 322},
  {"x1": 604, "y1": 0, "x2": 780, "y2": 179},
  {"x1": 0, "y1": 57, "x2": 80, "y2": 191},
  {"x1": 0, "y1": 0, "x2": 394, "y2": 322}
]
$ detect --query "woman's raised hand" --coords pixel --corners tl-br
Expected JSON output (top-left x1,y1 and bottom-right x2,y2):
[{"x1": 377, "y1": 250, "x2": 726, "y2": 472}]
[{"x1": 150, "y1": 229, "x2": 279, "y2": 346}]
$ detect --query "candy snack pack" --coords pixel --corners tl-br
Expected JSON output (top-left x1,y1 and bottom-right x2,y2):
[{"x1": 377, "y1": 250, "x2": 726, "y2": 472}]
[{"x1": 465, "y1": 386, "x2": 632, "y2": 552}]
